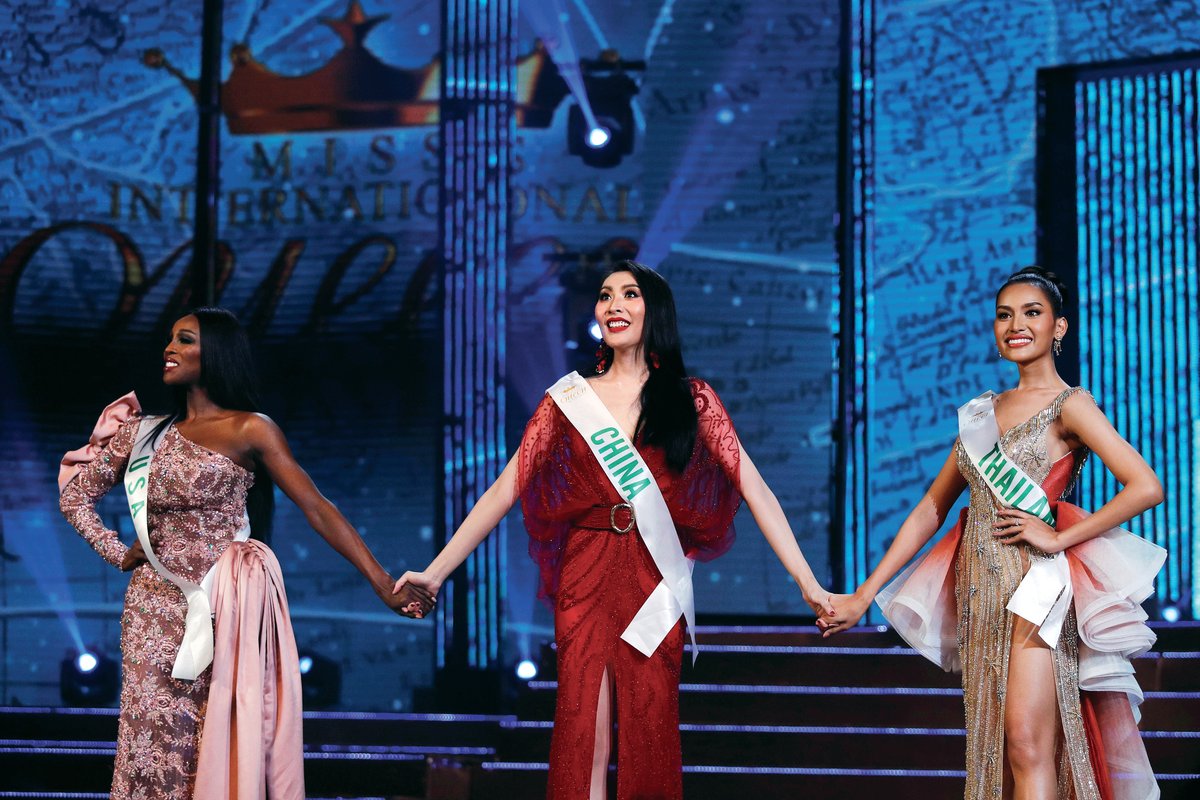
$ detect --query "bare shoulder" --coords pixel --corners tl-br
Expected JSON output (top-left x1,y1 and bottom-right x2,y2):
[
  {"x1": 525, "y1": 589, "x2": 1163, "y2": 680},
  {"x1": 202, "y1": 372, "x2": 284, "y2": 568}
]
[
  {"x1": 1061, "y1": 388, "x2": 1102, "y2": 420},
  {"x1": 1059, "y1": 389, "x2": 1110, "y2": 445},
  {"x1": 233, "y1": 411, "x2": 285, "y2": 443}
]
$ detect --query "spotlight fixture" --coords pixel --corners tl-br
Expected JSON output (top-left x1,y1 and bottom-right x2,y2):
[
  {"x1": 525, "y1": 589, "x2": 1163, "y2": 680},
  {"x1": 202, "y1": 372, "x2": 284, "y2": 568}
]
[
  {"x1": 60, "y1": 648, "x2": 119, "y2": 706},
  {"x1": 515, "y1": 659, "x2": 538, "y2": 680},
  {"x1": 297, "y1": 649, "x2": 341, "y2": 709},
  {"x1": 586, "y1": 126, "x2": 611, "y2": 149},
  {"x1": 1161, "y1": 604, "x2": 1181, "y2": 623},
  {"x1": 566, "y1": 49, "x2": 645, "y2": 168}
]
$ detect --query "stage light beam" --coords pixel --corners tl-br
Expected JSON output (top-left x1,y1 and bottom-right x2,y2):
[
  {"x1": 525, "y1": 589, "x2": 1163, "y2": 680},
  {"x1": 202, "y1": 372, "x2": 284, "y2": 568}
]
[{"x1": 516, "y1": 659, "x2": 539, "y2": 680}]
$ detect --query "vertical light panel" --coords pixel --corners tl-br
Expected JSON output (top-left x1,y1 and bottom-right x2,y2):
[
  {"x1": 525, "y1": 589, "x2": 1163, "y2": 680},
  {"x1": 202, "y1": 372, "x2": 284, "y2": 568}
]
[
  {"x1": 438, "y1": 0, "x2": 515, "y2": 669},
  {"x1": 836, "y1": 0, "x2": 875, "y2": 591},
  {"x1": 1074, "y1": 65, "x2": 1199, "y2": 617}
]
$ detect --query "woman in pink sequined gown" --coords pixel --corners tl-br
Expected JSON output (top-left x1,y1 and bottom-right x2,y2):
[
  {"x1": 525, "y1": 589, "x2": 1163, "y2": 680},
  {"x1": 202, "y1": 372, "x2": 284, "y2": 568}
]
[
  {"x1": 60, "y1": 308, "x2": 431, "y2": 800},
  {"x1": 395, "y1": 262, "x2": 834, "y2": 799}
]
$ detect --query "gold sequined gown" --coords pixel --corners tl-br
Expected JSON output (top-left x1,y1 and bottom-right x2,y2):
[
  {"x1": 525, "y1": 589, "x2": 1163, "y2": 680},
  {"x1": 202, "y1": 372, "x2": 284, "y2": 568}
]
[
  {"x1": 60, "y1": 419, "x2": 254, "y2": 800},
  {"x1": 954, "y1": 387, "x2": 1099, "y2": 800}
]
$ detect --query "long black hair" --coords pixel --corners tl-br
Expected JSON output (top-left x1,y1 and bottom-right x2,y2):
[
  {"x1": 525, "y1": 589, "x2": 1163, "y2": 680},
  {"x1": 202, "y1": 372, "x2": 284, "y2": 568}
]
[
  {"x1": 996, "y1": 265, "x2": 1068, "y2": 317},
  {"x1": 595, "y1": 261, "x2": 698, "y2": 473},
  {"x1": 148, "y1": 307, "x2": 274, "y2": 541}
]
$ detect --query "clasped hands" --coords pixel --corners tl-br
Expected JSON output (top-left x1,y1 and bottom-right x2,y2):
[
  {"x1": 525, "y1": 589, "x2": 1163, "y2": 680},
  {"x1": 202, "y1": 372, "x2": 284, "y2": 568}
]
[{"x1": 388, "y1": 570, "x2": 440, "y2": 619}]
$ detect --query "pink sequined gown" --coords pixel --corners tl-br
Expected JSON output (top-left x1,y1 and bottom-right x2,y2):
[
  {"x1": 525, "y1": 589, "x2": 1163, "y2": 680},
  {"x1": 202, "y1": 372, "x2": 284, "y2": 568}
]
[
  {"x1": 60, "y1": 418, "x2": 254, "y2": 800},
  {"x1": 518, "y1": 379, "x2": 742, "y2": 800}
]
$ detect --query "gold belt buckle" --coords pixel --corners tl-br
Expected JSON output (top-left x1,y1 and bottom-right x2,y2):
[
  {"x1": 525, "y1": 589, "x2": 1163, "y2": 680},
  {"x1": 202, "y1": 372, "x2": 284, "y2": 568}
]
[{"x1": 609, "y1": 502, "x2": 636, "y2": 534}]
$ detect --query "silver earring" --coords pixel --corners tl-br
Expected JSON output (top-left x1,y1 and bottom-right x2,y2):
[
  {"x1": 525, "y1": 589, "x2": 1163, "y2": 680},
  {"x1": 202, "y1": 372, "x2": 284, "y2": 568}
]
[
  {"x1": 997, "y1": 347, "x2": 1003, "y2": 358},
  {"x1": 1053, "y1": 337, "x2": 1063, "y2": 356}
]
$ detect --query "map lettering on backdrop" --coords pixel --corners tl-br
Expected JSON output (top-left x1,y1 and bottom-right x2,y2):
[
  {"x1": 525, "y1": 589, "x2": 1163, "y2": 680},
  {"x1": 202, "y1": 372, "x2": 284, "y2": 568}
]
[{"x1": 857, "y1": 0, "x2": 1200, "y2": 573}]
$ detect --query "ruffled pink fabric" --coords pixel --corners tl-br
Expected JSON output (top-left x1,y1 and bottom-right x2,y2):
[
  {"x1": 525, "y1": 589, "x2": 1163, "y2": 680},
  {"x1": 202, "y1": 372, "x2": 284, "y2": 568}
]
[
  {"x1": 193, "y1": 540, "x2": 305, "y2": 800},
  {"x1": 877, "y1": 471, "x2": 1163, "y2": 800},
  {"x1": 874, "y1": 508, "x2": 966, "y2": 673},
  {"x1": 58, "y1": 391, "x2": 141, "y2": 492}
]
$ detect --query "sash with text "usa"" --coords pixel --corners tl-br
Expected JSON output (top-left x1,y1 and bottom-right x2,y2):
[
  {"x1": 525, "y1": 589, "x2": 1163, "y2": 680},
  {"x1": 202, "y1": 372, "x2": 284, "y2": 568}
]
[{"x1": 126, "y1": 418, "x2": 250, "y2": 680}]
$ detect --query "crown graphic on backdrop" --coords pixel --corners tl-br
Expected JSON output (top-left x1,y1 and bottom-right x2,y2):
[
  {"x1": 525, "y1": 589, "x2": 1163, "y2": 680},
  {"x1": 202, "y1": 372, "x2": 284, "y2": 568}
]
[{"x1": 142, "y1": 1, "x2": 570, "y2": 135}]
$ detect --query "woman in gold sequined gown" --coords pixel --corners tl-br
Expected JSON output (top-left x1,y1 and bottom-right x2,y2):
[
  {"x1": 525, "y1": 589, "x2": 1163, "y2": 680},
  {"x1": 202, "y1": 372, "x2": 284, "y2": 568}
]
[{"x1": 821, "y1": 267, "x2": 1164, "y2": 800}]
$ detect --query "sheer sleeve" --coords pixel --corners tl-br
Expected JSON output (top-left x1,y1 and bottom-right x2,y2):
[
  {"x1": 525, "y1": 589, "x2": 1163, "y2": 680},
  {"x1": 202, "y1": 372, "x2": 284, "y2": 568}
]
[
  {"x1": 59, "y1": 417, "x2": 139, "y2": 569},
  {"x1": 670, "y1": 379, "x2": 742, "y2": 561},
  {"x1": 517, "y1": 395, "x2": 578, "y2": 602}
]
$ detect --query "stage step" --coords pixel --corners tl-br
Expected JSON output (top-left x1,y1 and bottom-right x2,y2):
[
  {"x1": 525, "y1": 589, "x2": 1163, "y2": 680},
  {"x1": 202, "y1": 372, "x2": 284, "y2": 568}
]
[
  {"x1": 536, "y1": 643, "x2": 1200, "y2": 691},
  {"x1": 472, "y1": 763, "x2": 1200, "y2": 800},
  {"x1": 1, "y1": 625, "x2": 1196, "y2": 798},
  {"x1": 495, "y1": 722, "x2": 1200, "y2": 772}
]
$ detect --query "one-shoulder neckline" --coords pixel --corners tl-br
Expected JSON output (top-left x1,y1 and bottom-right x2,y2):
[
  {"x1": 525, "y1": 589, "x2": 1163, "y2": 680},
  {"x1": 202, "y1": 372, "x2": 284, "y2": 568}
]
[
  {"x1": 169, "y1": 425, "x2": 254, "y2": 475},
  {"x1": 996, "y1": 386, "x2": 1078, "y2": 440}
]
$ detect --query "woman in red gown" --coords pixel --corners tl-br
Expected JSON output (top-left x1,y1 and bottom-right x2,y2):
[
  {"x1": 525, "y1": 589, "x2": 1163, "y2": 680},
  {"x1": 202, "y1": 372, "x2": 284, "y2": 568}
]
[{"x1": 396, "y1": 261, "x2": 833, "y2": 799}]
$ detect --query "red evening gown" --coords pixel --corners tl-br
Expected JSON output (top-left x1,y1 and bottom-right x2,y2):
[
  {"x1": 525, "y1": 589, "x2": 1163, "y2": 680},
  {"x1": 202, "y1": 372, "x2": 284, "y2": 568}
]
[{"x1": 518, "y1": 378, "x2": 742, "y2": 800}]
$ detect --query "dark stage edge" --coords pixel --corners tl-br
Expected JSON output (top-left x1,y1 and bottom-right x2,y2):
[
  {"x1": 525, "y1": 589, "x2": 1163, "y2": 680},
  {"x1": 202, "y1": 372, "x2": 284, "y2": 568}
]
[{"x1": 1, "y1": 624, "x2": 1197, "y2": 799}]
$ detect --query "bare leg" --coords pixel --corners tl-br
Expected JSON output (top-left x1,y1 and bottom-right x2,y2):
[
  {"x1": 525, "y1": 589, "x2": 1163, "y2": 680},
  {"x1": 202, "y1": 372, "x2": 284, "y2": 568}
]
[
  {"x1": 1004, "y1": 615, "x2": 1061, "y2": 800},
  {"x1": 589, "y1": 667, "x2": 613, "y2": 800}
]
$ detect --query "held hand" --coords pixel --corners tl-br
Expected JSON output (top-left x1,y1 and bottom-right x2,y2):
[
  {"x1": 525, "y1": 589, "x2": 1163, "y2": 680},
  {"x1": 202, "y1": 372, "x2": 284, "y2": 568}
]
[
  {"x1": 391, "y1": 571, "x2": 441, "y2": 619},
  {"x1": 385, "y1": 582, "x2": 436, "y2": 619},
  {"x1": 993, "y1": 508, "x2": 1060, "y2": 553},
  {"x1": 120, "y1": 540, "x2": 147, "y2": 572},
  {"x1": 802, "y1": 584, "x2": 837, "y2": 619},
  {"x1": 818, "y1": 590, "x2": 871, "y2": 638}
]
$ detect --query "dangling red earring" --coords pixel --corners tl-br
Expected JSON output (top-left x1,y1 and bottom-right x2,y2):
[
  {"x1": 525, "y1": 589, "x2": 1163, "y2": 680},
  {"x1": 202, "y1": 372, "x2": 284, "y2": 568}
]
[
  {"x1": 595, "y1": 343, "x2": 609, "y2": 374},
  {"x1": 649, "y1": 352, "x2": 661, "y2": 370}
]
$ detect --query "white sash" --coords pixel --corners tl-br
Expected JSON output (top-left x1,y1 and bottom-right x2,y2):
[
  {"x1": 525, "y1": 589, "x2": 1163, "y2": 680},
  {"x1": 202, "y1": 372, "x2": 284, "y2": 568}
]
[
  {"x1": 547, "y1": 372, "x2": 698, "y2": 663},
  {"x1": 127, "y1": 418, "x2": 250, "y2": 681},
  {"x1": 958, "y1": 392, "x2": 1071, "y2": 647}
]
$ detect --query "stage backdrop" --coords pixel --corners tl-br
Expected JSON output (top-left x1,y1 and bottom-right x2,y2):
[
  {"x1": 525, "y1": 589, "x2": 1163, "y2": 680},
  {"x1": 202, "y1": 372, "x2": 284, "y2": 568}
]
[
  {"x1": 844, "y1": 0, "x2": 1200, "y2": 617},
  {"x1": 0, "y1": 0, "x2": 840, "y2": 708}
]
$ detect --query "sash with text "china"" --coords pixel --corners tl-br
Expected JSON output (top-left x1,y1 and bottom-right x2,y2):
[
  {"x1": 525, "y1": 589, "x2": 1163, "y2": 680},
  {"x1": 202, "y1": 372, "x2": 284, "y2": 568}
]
[{"x1": 548, "y1": 372, "x2": 698, "y2": 663}]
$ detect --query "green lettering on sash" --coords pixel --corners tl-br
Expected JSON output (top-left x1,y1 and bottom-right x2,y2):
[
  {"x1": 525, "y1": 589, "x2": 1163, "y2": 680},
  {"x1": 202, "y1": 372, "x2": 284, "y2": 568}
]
[
  {"x1": 623, "y1": 478, "x2": 652, "y2": 499},
  {"x1": 979, "y1": 444, "x2": 1002, "y2": 469},
  {"x1": 983, "y1": 455, "x2": 1007, "y2": 481},
  {"x1": 130, "y1": 500, "x2": 145, "y2": 518},
  {"x1": 995, "y1": 467, "x2": 1016, "y2": 494},
  {"x1": 607, "y1": 450, "x2": 635, "y2": 470},
  {"x1": 1013, "y1": 484, "x2": 1035, "y2": 505},
  {"x1": 1004, "y1": 477, "x2": 1028, "y2": 502},
  {"x1": 1026, "y1": 496, "x2": 1054, "y2": 524},
  {"x1": 612, "y1": 459, "x2": 643, "y2": 486},
  {"x1": 599, "y1": 439, "x2": 629, "y2": 461},
  {"x1": 125, "y1": 476, "x2": 146, "y2": 493},
  {"x1": 590, "y1": 427, "x2": 619, "y2": 445},
  {"x1": 129, "y1": 455, "x2": 150, "y2": 472}
]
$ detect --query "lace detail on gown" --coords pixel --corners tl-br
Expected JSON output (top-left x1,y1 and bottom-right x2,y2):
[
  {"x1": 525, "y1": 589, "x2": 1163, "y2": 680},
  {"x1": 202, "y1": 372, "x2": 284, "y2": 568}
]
[
  {"x1": 516, "y1": 377, "x2": 742, "y2": 799},
  {"x1": 953, "y1": 386, "x2": 1100, "y2": 800},
  {"x1": 517, "y1": 378, "x2": 741, "y2": 602},
  {"x1": 61, "y1": 422, "x2": 254, "y2": 800}
]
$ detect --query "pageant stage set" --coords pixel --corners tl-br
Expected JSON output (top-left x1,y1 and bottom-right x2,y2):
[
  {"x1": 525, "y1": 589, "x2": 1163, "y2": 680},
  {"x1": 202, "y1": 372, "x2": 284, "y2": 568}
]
[{"x1": 1, "y1": 1, "x2": 1198, "y2": 797}]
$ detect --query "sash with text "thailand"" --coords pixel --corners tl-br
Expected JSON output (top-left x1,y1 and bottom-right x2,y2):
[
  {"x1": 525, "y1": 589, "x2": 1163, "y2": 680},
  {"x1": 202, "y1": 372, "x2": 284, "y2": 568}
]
[
  {"x1": 958, "y1": 392, "x2": 1072, "y2": 647},
  {"x1": 548, "y1": 372, "x2": 698, "y2": 663},
  {"x1": 127, "y1": 418, "x2": 251, "y2": 681}
]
